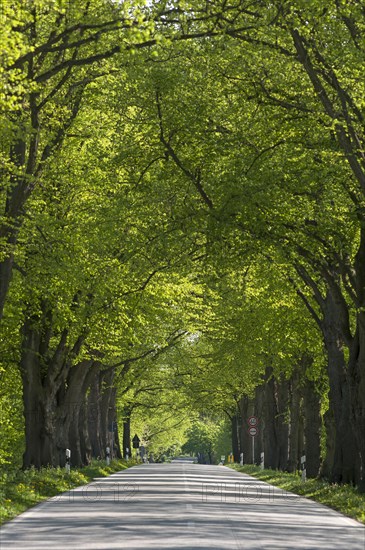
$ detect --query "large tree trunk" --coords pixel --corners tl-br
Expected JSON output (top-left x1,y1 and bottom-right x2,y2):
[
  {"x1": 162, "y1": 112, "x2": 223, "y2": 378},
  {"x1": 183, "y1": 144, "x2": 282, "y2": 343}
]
[
  {"x1": 303, "y1": 378, "x2": 321, "y2": 478},
  {"x1": 0, "y1": 244, "x2": 16, "y2": 322},
  {"x1": 20, "y1": 317, "x2": 64, "y2": 468},
  {"x1": 114, "y1": 422, "x2": 123, "y2": 460},
  {"x1": 20, "y1": 319, "x2": 47, "y2": 469},
  {"x1": 79, "y1": 399, "x2": 92, "y2": 466},
  {"x1": 262, "y1": 369, "x2": 290, "y2": 470},
  {"x1": 320, "y1": 406, "x2": 335, "y2": 480},
  {"x1": 231, "y1": 413, "x2": 240, "y2": 463},
  {"x1": 263, "y1": 367, "x2": 279, "y2": 469},
  {"x1": 67, "y1": 361, "x2": 97, "y2": 467},
  {"x1": 348, "y1": 229, "x2": 365, "y2": 491},
  {"x1": 20, "y1": 304, "x2": 89, "y2": 468},
  {"x1": 348, "y1": 319, "x2": 365, "y2": 492},
  {"x1": 323, "y1": 291, "x2": 360, "y2": 484},
  {"x1": 276, "y1": 376, "x2": 289, "y2": 470},
  {"x1": 83, "y1": 365, "x2": 100, "y2": 463},
  {"x1": 254, "y1": 385, "x2": 265, "y2": 465},
  {"x1": 122, "y1": 407, "x2": 132, "y2": 458},
  {"x1": 99, "y1": 369, "x2": 116, "y2": 458},
  {"x1": 88, "y1": 373, "x2": 103, "y2": 458},
  {"x1": 0, "y1": 136, "x2": 27, "y2": 321},
  {"x1": 287, "y1": 370, "x2": 301, "y2": 473},
  {"x1": 108, "y1": 382, "x2": 121, "y2": 459}
]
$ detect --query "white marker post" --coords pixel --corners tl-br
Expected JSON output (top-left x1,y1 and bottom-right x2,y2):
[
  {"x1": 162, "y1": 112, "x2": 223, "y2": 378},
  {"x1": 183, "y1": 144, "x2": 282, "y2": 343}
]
[
  {"x1": 240, "y1": 452, "x2": 244, "y2": 466},
  {"x1": 260, "y1": 452, "x2": 264, "y2": 470},
  {"x1": 106, "y1": 446, "x2": 110, "y2": 466},
  {"x1": 301, "y1": 454, "x2": 306, "y2": 482},
  {"x1": 125, "y1": 447, "x2": 129, "y2": 461},
  {"x1": 65, "y1": 449, "x2": 71, "y2": 474}
]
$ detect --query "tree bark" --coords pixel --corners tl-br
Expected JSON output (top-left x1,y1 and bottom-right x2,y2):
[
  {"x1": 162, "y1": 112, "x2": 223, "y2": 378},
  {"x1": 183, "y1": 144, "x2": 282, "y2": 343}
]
[
  {"x1": 99, "y1": 368, "x2": 116, "y2": 458},
  {"x1": 303, "y1": 378, "x2": 321, "y2": 478},
  {"x1": 276, "y1": 376, "x2": 290, "y2": 470},
  {"x1": 79, "y1": 399, "x2": 92, "y2": 466},
  {"x1": 254, "y1": 385, "x2": 265, "y2": 464},
  {"x1": 20, "y1": 318, "x2": 45, "y2": 469},
  {"x1": 88, "y1": 372, "x2": 103, "y2": 458},
  {"x1": 108, "y1": 382, "x2": 121, "y2": 459},
  {"x1": 321, "y1": 406, "x2": 335, "y2": 480},
  {"x1": 0, "y1": 135, "x2": 27, "y2": 321},
  {"x1": 122, "y1": 407, "x2": 131, "y2": 459},
  {"x1": 20, "y1": 303, "x2": 91, "y2": 468},
  {"x1": 231, "y1": 413, "x2": 240, "y2": 463},
  {"x1": 348, "y1": 322, "x2": 365, "y2": 491},
  {"x1": 348, "y1": 229, "x2": 365, "y2": 491},
  {"x1": 323, "y1": 291, "x2": 360, "y2": 484},
  {"x1": 20, "y1": 316, "x2": 65, "y2": 468},
  {"x1": 113, "y1": 421, "x2": 123, "y2": 460},
  {"x1": 67, "y1": 361, "x2": 97, "y2": 467},
  {"x1": 287, "y1": 370, "x2": 300, "y2": 473},
  {"x1": 263, "y1": 367, "x2": 279, "y2": 469}
]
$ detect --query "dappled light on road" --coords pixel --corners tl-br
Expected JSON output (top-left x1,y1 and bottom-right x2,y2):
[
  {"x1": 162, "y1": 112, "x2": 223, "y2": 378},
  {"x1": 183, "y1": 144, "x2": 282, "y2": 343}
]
[{"x1": 1, "y1": 463, "x2": 364, "y2": 549}]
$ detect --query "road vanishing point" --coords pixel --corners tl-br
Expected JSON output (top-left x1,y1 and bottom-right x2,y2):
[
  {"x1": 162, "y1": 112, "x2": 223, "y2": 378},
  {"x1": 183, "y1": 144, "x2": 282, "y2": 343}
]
[{"x1": 1, "y1": 459, "x2": 364, "y2": 549}]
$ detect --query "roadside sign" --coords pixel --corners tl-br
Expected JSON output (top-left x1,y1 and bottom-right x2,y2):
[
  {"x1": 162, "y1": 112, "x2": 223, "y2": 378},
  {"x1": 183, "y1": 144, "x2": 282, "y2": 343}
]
[
  {"x1": 248, "y1": 426, "x2": 258, "y2": 437},
  {"x1": 247, "y1": 416, "x2": 258, "y2": 427}
]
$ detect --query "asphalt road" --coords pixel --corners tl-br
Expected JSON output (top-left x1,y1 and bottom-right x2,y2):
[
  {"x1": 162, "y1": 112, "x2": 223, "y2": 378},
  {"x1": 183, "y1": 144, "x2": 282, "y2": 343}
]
[{"x1": 1, "y1": 460, "x2": 364, "y2": 549}]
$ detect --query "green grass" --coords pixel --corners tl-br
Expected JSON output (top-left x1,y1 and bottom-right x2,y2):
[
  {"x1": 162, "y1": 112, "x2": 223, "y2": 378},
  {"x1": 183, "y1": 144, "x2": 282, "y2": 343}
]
[
  {"x1": 0, "y1": 458, "x2": 137, "y2": 525},
  {"x1": 229, "y1": 464, "x2": 365, "y2": 524}
]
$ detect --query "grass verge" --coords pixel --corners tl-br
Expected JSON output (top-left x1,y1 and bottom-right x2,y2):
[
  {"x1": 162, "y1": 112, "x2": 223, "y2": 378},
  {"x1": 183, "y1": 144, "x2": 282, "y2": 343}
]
[
  {"x1": 229, "y1": 464, "x2": 365, "y2": 524},
  {"x1": 0, "y1": 458, "x2": 137, "y2": 525}
]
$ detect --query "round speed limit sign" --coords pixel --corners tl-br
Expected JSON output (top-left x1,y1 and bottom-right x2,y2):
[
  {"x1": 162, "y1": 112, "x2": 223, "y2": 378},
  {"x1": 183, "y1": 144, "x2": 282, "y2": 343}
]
[{"x1": 247, "y1": 416, "x2": 258, "y2": 427}]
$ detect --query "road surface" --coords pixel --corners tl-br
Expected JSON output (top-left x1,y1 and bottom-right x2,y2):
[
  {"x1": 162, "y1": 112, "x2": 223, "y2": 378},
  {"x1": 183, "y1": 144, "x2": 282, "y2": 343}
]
[{"x1": 1, "y1": 460, "x2": 364, "y2": 549}]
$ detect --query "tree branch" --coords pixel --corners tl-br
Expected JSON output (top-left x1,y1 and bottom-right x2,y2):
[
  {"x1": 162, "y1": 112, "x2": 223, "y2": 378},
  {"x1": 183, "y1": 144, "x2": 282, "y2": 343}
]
[{"x1": 155, "y1": 90, "x2": 214, "y2": 209}]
